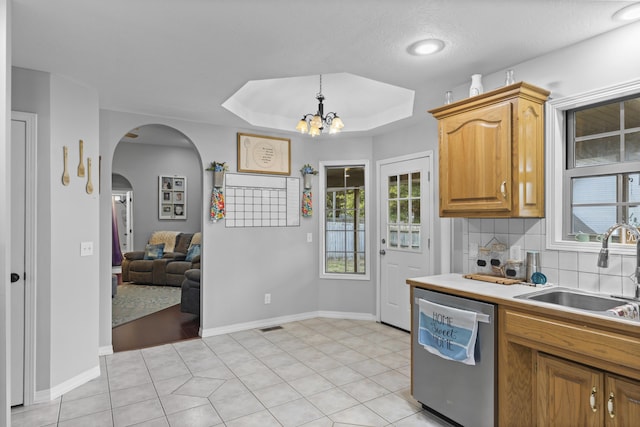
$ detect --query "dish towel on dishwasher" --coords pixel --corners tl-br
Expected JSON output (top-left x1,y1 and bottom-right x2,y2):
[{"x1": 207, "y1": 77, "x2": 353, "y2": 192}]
[{"x1": 418, "y1": 298, "x2": 487, "y2": 365}]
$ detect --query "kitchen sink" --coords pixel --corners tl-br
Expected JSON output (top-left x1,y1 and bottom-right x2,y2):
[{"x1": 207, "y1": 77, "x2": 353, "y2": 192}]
[{"x1": 515, "y1": 288, "x2": 625, "y2": 312}]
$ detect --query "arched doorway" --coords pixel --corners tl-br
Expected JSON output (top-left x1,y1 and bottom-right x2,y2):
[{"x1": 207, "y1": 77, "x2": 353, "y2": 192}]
[{"x1": 111, "y1": 124, "x2": 202, "y2": 351}]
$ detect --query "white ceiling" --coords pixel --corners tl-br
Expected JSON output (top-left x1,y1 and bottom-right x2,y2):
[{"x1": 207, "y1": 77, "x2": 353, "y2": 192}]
[{"x1": 11, "y1": 0, "x2": 639, "y2": 139}]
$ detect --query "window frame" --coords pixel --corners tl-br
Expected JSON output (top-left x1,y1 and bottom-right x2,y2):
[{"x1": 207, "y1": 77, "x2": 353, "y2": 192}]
[
  {"x1": 319, "y1": 160, "x2": 371, "y2": 280},
  {"x1": 546, "y1": 78, "x2": 640, "y2": 255}
]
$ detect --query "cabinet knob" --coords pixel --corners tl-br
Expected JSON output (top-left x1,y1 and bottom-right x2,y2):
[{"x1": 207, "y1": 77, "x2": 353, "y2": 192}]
[{"x1": 589, "y1": 386, "x2": 597, "y2": 412}]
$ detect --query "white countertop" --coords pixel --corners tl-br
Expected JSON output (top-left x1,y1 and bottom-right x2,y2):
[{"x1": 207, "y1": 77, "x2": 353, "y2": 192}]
[
  {"x1": 407, "y1": 273, "x2": 548, "y2": 299},
  {"x1": 407, "y1": 273, "x2": 640, "y2": 328}
]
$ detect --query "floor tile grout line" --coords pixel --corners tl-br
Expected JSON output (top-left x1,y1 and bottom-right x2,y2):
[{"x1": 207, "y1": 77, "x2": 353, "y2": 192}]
[{"x1": 19, "y1": 319, "x2": 417, "y2": 427}]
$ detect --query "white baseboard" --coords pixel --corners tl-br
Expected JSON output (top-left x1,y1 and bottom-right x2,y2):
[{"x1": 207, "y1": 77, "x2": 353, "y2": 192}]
[
  {"x1": 33, "y1": 365, "x2": 101, "y2": 403},
  {"x1": 98, "y1": 345, "x2": 113, "y2": 356},
  {"x1": 200, "y1": 311, "x2": 376, "y2": 338}
]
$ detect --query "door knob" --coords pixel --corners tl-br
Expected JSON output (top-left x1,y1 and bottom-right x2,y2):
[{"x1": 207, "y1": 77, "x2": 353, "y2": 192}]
[
  {"x1": 380, "y1": 249, "x2": 386, "y2": 255},
  {"x1": 10, "y1": 273, "x2": 20, "y2": 283}
]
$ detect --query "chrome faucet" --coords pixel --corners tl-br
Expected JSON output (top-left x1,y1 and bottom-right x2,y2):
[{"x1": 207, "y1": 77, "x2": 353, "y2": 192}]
[{"x1": 597, "y1": 222, "x2": 640, "y2": 299}]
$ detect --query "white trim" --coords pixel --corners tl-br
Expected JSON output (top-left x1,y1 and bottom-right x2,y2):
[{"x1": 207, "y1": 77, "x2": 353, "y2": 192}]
[
  {"x1": 11, "y1": 111, "x2": 37, "y2": 407},
  {"x1": 546, "y1": 79, "x2": 640, "y2": 255},
  {"x1": 200, "y1": 310, "x2": 376, "y2": 337},
  {"x1": 98, "y1": 346, "x2": 113, "y2": 356},
  {"x1": 375, "y1": 151, "x2": 435, "y2": 323},
  {"x1": 33, "y1": 365, "x2": 100, "y2": 404},
  {"x1": 318, "y1": 160, "x2": 371, "y2": 280}
]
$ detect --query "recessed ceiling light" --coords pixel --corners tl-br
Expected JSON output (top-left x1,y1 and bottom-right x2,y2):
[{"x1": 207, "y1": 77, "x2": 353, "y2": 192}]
[
  {"x1": 613, "y1": 2, "x2": 640, "y2": 21},
  {"x1": 407, "y1": 38, "x2": 445, "y2": 56}
]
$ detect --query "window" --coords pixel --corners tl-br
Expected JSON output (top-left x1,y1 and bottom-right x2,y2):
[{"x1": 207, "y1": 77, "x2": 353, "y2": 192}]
[
  {"x1": 387, "y1": 172, "x2": 421, "y2": 250},
  {"x1": 320, "y1": 161, "x2": 370, "y2": 279},
  {"x1": 565, "y1": 95, "x2": 640, "y2": 243},
  {"x1": 547, "y1": 79, "x2": 640, "y2": 253}
]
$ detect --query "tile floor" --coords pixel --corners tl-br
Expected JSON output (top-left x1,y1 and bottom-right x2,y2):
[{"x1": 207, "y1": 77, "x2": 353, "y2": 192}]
[{"x1": 11, "y1": 317, "x2": 454, "y2": 427}]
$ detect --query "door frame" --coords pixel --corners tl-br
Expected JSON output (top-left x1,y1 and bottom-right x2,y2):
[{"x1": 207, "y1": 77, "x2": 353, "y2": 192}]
[
  {"x1": 11, "y1": 111, "x2": 37, "y2": 406},
  {"x1": 375, "y1": 151, "x2": 435, "y2": 323}
]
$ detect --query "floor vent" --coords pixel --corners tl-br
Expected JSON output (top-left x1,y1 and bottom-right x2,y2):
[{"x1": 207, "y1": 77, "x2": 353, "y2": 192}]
[{"x1": 260, "y1": 326, "x2": 283, "y2": 332}]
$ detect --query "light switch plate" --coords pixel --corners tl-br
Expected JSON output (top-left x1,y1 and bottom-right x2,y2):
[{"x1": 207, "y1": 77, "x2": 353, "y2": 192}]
[{"x1": 307, "y1": 233, "x2": 313, "y2": 243}]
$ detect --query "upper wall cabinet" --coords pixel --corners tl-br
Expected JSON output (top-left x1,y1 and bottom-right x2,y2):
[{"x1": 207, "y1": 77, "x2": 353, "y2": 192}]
[{"x1": 429, "y1": 82, "x2": 550, "y2": 218}]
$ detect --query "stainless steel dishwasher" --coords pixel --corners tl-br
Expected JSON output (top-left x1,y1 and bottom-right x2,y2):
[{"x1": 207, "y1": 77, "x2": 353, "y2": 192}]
[{"x1": 412, "y1": 287, "x2": 496, "y2": 427}]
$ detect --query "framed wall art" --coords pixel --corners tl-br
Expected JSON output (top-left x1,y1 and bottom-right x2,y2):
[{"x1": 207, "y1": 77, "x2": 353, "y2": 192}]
[
  {"x1": 237, "y1": 133, "x2": 291, "y2": 175},
  {"x1": 158, "y1": 175, "x2": 187, "y2": 220}
]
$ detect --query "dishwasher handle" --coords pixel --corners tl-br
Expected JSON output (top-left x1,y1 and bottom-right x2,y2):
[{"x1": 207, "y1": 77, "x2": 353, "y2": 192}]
[{"x1": 415, "y1": 297, "x2": 491, "y2": 323}]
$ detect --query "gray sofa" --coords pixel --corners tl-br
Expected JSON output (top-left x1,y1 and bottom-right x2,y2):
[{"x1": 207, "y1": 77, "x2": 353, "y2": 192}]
[
  {"x1": 122, "y1": 231, "x2": 200, "y2": 286},
  {"x1": 181, "y1": 269, "x2": 200, "y2": 316}
]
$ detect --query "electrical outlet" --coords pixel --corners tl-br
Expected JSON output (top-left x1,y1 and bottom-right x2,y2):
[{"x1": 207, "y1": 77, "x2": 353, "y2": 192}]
[
  {"x1": 264, "y1": 293, "x2": 271, "y2": 304},
  {"x1": 80, "y1": 241, "x2": 93, "y2": 256},
  {"x1": 307, "y1": 233, "x2": 313, "y2": 243}
]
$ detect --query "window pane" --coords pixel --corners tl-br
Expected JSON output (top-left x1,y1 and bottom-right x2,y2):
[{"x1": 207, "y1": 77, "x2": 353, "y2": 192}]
[
  {"x1": 575, "y1": 135, "x2": 620, "y2": 166},
  {"x1": 629, "y1": 205, "x2": 640, "y2": 227},
  {"x1": 575, "y1": 102, "x2": 620, "y2": 137},
  {"x1": 625, "y1": 131, "x2": 640, "y2": 162},
  {"x1": 388, "y1": 175, "x2": 397, "y2": 198},
  {"x1": 389, "y1": 224, "x2": 398, "y2": 248},
  {"x1": 572, "y1": 206, "x2": 616, "y2": 234},
  {"x1": 388, "y1": 201, "x2": 398, "y2": 222},
  {"x1": 326, "y1": 252, "x2": 345, "y2": 273},
  {"x1": 630, "y1": 174, "x2": 640, "y2": 203},
  {"x1": 346, "y1": 167, "x2": 365, "y2": 188},
  {"x1": 324, "y1": 165, "x2": 366, "y2": 275},
  {"x1": 356, "y1": 253, "x2": 366, "y2": 273},
  {"x1": 411, "y1": 172, "x2": 421, "y2": 197},
  {"x1": 572, "y1": 176, "x2": 616, "y2": 204},
  {"x1": 625, "y1": 98, "x2": 640, "y2": 129},
  {"x1": 334, "y1": 192, "x2": 346, "y2": 209},
  {"x1": 412, "y1": 200, "x2": 421, "y2": 224},
  {"x1": 411, "y1": 225, "x2": 421, "y2": 249},
  {"x1": 399, "y1": 200, "x2": 409, "y2": 223},
  {"x1": 399, "y1": 174, "x2": 409, "y2": 198}
]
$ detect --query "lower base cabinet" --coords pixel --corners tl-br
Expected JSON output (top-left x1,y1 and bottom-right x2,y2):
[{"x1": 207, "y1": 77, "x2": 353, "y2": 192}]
[{"x1": 537, "y1": 353, "x2": 640, "y2": 427}]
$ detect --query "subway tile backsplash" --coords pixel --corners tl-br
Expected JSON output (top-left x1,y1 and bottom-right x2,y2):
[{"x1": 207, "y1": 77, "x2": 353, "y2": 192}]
[{"x1": 460, "y1": 218, "x2": 637, "y2": 298}]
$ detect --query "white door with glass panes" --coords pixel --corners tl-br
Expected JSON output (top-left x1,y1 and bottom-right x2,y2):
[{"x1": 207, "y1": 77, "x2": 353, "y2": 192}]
[{"x1": 380, "y1": 156, "x2": 431, "y2": 331}]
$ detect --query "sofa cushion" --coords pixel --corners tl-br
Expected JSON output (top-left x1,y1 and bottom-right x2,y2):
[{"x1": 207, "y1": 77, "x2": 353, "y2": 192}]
[
  {"x1": 149, "y1": 231, "x2": 180, "y2": 253},
  {"x1": 144, "y1": 243, "x2": 165, "y2": 260},
  {"x1": 174, "y1": 233, "x2": 194, "y2": 255},
  {"x1": 190, "y1": 232, "x2": 201, "y2": 246},
  {"x1": 184, "y1": 269, "x2": 200, "y2": 282},
  {"x1": 185, "y1": 244, "x2": 201, "y2": 262}
]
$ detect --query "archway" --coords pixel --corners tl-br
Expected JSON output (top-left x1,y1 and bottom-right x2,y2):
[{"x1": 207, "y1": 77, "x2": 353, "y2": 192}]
[{"x1": 110, "y1": 124, "x2": 202, "y2": 351}]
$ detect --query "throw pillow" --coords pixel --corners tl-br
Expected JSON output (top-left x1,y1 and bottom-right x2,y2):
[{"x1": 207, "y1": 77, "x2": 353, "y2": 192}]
[
  {"x1": 185, "y1": 244, "x2": 201, "y2": 262},
  {"x1": 144, "y1": 243, "x2": 165, "y2": 260}
]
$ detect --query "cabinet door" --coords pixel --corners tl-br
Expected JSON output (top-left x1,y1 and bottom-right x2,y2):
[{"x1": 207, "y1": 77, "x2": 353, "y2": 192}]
[
  {"x1": 439, "y1": 101, "x2": 511, "y2": 215},
  {"x1": 537, "y1": 353, "x2": 602, "y2": 427},
  {"x1": 607, "y1": 375, "x2": 640, "y2": 427}
]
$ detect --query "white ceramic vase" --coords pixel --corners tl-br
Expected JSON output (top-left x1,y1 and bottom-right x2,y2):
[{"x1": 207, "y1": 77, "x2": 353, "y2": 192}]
[{"x1": 469, "y1": 74, "x2": 484, "y2": 97}]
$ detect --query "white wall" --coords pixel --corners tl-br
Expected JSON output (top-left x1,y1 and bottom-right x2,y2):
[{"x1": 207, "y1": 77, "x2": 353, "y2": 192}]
[
  {"x1": 98, "y1": 110, "x2": 378, "y2": 350},
  {"x1": 112, "y1": 142, "x2": 202, "y2": 250},
  {"x1": 12, "y1": 68, "x2": 101, "y2": 399},
  {"x1": 375, "y1": 21, "x2": 640, "y2": 296}
]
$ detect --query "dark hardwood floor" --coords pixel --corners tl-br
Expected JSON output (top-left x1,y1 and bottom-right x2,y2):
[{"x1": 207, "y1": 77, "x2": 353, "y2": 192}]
[{"x1": 112, "y1": 304, "x2": 200, "y2": 352}]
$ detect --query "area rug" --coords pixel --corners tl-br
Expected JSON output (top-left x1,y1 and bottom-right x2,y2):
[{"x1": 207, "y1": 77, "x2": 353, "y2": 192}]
[{"x1": 112, "y1": 283, "x2": 181, "y2": 327}]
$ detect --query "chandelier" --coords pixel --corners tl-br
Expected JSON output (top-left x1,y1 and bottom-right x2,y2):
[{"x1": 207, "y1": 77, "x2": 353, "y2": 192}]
[{"x1": 295, "y1": 75, "x2": 344, "y2": 136}]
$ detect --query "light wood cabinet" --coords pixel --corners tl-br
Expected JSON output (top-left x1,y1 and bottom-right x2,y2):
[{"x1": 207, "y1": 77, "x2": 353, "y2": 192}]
[
  {"x1": 537, "y1": 353, "x2": 640, "y2": 427},
  {"x1": 499, "y1": 305, "x2": 640, "y2": 426},
  {"x1": 429, "y1": 82, "x2": 549, "y2": 217}
]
